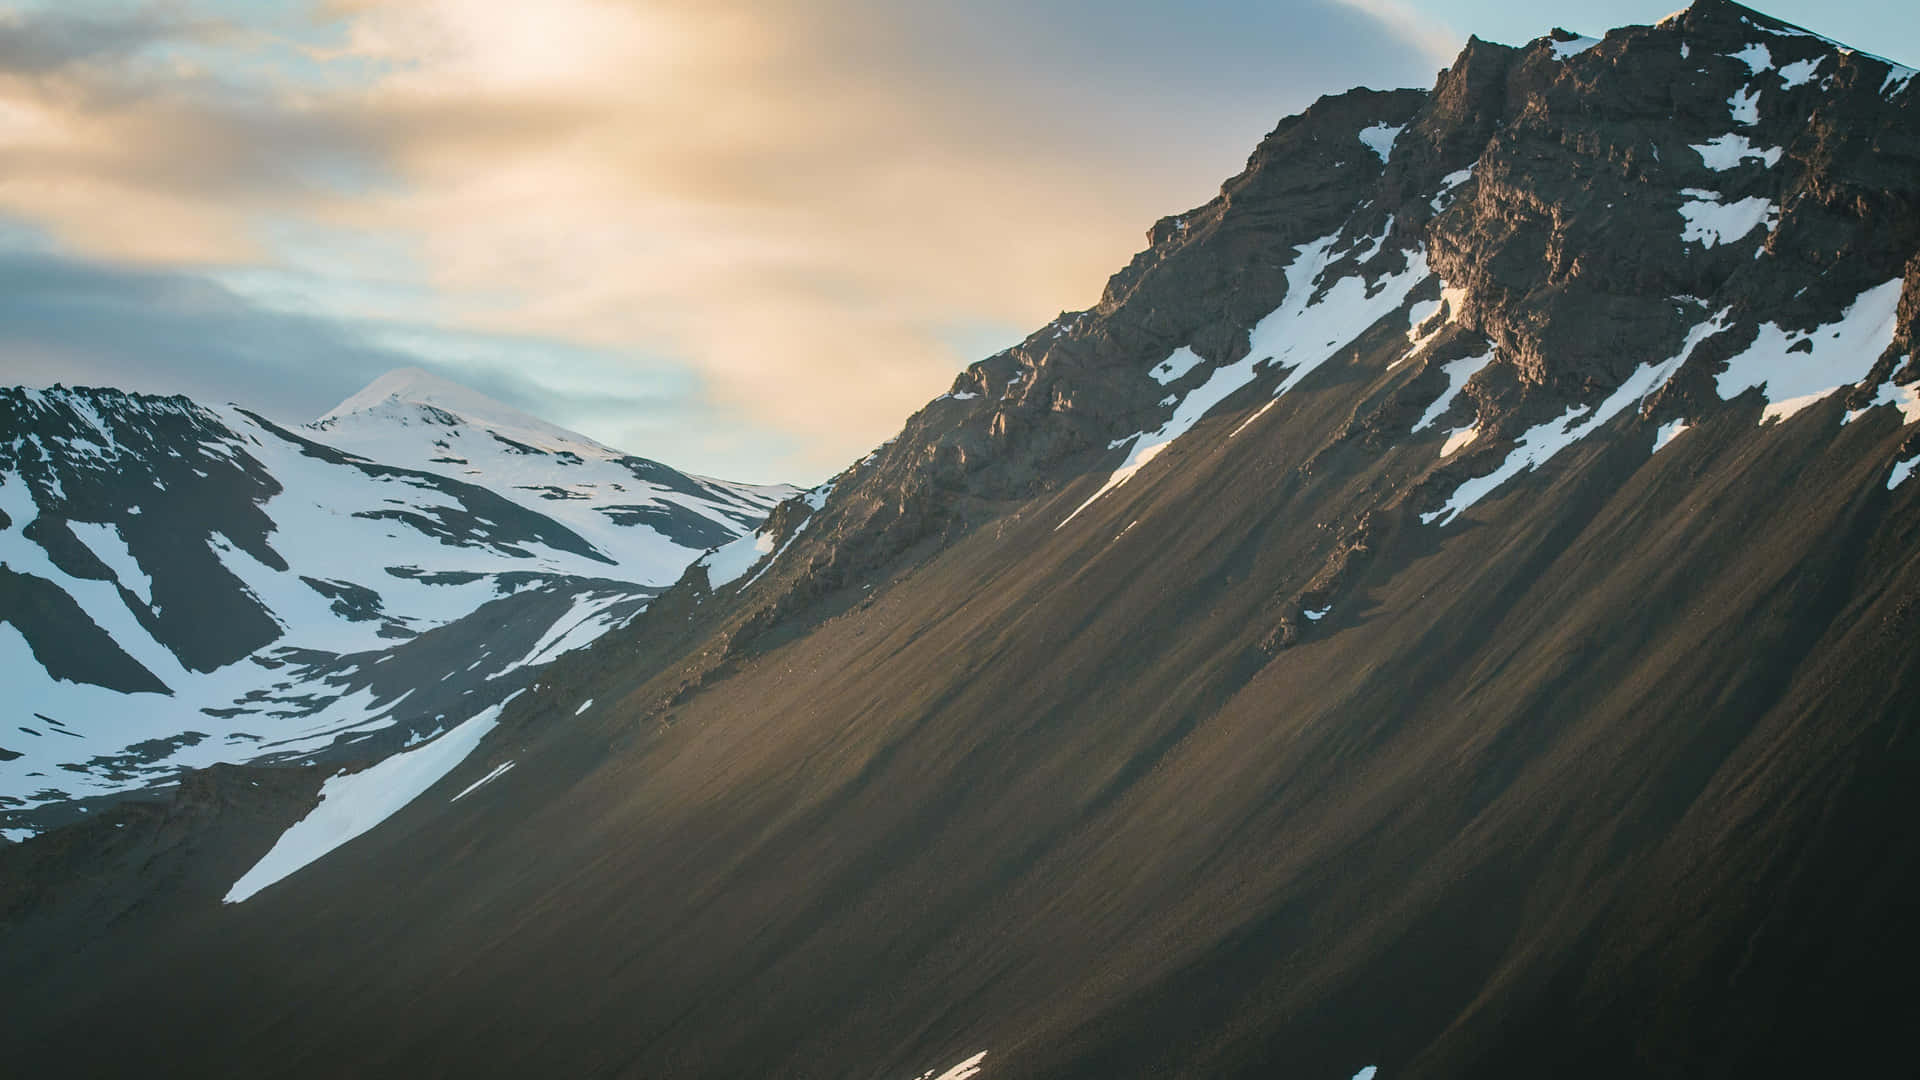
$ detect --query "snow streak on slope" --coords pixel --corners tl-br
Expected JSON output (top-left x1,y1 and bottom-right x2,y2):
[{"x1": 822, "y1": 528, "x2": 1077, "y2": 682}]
[
  {"x1": 1061, "y1": 232, "x2": 1431, "y2": 527},
  {"x1": 910, "y1": 1051, "x2": 988, "y2": 1080},
  {"x1": 1424, "y1": 308, "x2": 1734, "y2": 525},
  {"x1": 1413, "y1": 349, "x2": 1494, "y2": 433},
  {"x1": 696, "y1": 481, "x2": 834, "y2": 592},
  {"x1": 224, "y1": 697, "x2": 510, "y2": 902}
]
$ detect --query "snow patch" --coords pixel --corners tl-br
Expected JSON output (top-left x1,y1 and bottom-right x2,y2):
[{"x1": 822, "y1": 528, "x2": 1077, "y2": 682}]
[
  {"x1": 1397, "y1": 285, "x2": 1469, "y2": 370},
  {"x1": 1652, "y1": 418, "x2": 1692, "y2": 453},
  {"x1": 1776, "y1": 56, "x2": 1821, "y2": 88},
  {"x1": 1550, "y1": 36, "x2": 1600, "y2": 59},
  {"x1": 1729, "y1": 84, "x2": 1762, "y2": 124},
  {"x1": 1431, "y1": 168, "x2": 1474, "y2": 213},
  {"x1": 1412, "y1": 349, "x2": 1494, "y2": 433},
  {"x1": 224, "y1": 701, "x2": 507, "y2": 903},
  {"x1": 1691, "y1": 133, "x2": 1783, "y2": 170},
  {"x1": 912, "y1": 1052, "x2": 988, "y2": 1080},
  {"x1": 1678, "y1": 189, "x2": 1774, "y2": 248},
  {"x1": 1060, "y1": 231, "x2": 1430, "y2": 526},
  {"x1": 1847, "y1": 379, "x2": 1920, "y2": 426},
  {"x1": 1425, "y1": 309, "x2": 1731, "y2": 524},
  {"x1": 1727, "y1": 43, "x2": 1773, "y2": 74},
  {"x1": 1891, "y1": 457, "x2": 1918, "y2": 490},
  {"x1": 1358, "y1": 122, "x2": 1405, "y2": 163},
  {"x1": 1440, "y1": 425, "x2": 1480, "y2": 458},
  {"x1": 1716, "y1": 279, "x2": 1904, "y2": 423},
  {"x1": 701, "y1": 528, "x2": 776, "y2": 589},
  {"x1": 1149, "y1": 346, "x2": 1206, "y2": 385},
  {"x1": 66, "y1": 521, "x2": 153, "y2": 606}
]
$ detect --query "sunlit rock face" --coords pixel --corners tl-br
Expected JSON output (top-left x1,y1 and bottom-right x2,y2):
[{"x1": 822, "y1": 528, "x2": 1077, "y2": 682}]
[{"x1": 6, "y1": 4, "x2": 1920, "y2": 1080}]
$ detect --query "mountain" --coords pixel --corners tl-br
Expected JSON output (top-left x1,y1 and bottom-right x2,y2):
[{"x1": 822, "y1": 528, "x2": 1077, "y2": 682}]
[
  {"x1": 6, "y1": 2, "x2": 1920, "y2": 1077},
  {"x1": 0, "y1": 374, "x2": 792, "y2": 835}
]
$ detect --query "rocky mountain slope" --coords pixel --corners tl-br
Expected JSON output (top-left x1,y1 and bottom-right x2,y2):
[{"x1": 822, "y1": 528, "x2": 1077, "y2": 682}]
[
  {"x1": 5, "y1": 3, "x2": 1919, "y2": 1078},
  {"x1": 0, "y1": 373, "x2": 790, "y2": 835}
]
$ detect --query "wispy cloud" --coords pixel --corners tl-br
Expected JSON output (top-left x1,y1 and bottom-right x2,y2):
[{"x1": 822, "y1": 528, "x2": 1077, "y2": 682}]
[
  {"x1": 0, "y1": 0, "x2": 1442, "y2": 479},
  {"x1": 1330, "y1": 0, "x2": 1466, "y2": 63}
]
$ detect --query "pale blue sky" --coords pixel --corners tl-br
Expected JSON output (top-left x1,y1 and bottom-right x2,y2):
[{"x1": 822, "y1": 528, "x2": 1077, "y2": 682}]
[{"x1": 0, "y1": 1, "x2": 1910, "y2": 483}]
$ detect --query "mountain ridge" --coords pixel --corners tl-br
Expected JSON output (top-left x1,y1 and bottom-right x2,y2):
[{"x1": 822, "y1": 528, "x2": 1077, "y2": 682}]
[
  {"x1": 5, "y1": 2, "x2": 1920, "y2": 1077},
  {"x1": 0, "y1": 374, "x2": 789, "y2": 835}
]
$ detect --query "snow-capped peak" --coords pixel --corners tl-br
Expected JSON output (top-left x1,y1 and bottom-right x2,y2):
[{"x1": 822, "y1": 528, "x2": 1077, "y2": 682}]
[{"x1": 314, "y1": 367, "x2": 611, "y2": 458}]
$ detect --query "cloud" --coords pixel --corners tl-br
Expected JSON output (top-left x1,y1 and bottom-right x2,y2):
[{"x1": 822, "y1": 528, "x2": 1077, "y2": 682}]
[
  {"x1": 1329, "y1": 0, "x2": 1466, "y2": 62},
  {"x1": 0, "y1": 242, "x2": 416, "y2": 416},
  {"x1": 0, "y1": 3, "x2": 216, "y2": 76},
  {"x1": 0, "y1": 0, "x2": 1447, "y2": 479}
]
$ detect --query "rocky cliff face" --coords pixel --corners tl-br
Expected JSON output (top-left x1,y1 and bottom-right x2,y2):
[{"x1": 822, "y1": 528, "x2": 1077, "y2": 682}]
[
  {"x1": 615, "y1": 0, "x2": 1918, "y2": 712},
  {"x1": 7, "y1": 4, "x2": 1920, "y2": 1079}
]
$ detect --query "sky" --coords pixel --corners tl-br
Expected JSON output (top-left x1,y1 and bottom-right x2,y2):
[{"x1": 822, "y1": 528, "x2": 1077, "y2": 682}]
[{"x1": 0, "y1": 0, "x2": 1913, "y2": 483}]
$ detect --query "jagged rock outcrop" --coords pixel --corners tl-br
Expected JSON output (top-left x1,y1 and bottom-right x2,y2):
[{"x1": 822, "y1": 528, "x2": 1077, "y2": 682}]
[{"x1": 6, "y1": 5, "x2": 1920, "y2": 1079}]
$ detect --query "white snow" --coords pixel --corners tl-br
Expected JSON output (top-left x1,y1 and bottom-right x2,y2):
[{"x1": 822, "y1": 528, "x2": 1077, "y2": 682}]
[
  {"x1": 737, "y1": 480, "x2": 833, "y2": 592},
  {"x1": 1678, "y1": 189, "x2": 1774, "y2": 248},
  {"x1": 66, "y1": 520, "x2": 153, "y2": 606},
  {"x1": 912, "y1": 1052, "x2": 988, "y2": 1080},
  {"x1": 492, "y1": 592, "x2": 637, "y2": 677},
  {"x1": 574, "y1": 698, "x2": 594, "y2": 715},
  {"x1": 449, "y1": 760, "x2": 515, "y2": 802},
  {"x1": 1059, "y1": 228, "x2": 1420, "y2": 522},
  {"x1": 1652, "y1": 418, "x2": 1692, "y2": 453},
  {"x1": 1727, "y1": 43, "x2": 1773, "y2": 74},
  {"x1": 1397, "y1": 284, "x2": 1469, "y2": 370},
  {"x1": 1352, "y1": 1069, "x2": 1379, "y2": 1080},
  {"x1": 1691, "y1": 133, "x2": 1783, "y2": 170},
  {"x1": 1717, "y1": 280, "x2": 1905, "y2": 423},
  {"x1": 1059, "y1": 229, "x2": 1431, "y2": 527},
  {"x1": 1149, "y1": 346, "x2": 1207, "y2": 385},
  {"x1": 309, "y1": 369, "x2": 793, "y2": 587},
  {"x1": 1304, "y1": 605, "x2": 1332, "y2": 621},
  {"x1": 1847, "y1": 378, "x2": 1920, "y2": 426},
  {"x1": 1776, "y1": 56, "x2": 1821, "y2": 88},
  {"x1": 1550, "y1": 36, "x2": 1601, "y2": 59},
  {"x1": 701, "y1": 527, "x2": 776, "y2": 588},
  {"x1": 1440, "y1": 425, "x2": 1480, "y2": 457},
  {"x1": 1412, "y1": 349, "x2": 1494, "y2": 433},
  {"x1": 1891, "y1": 457, "x2": 1918, "y2": 490},
  {"x1": 224, "y1": 700, "x2": 507, "y2": 903},
  {"x1": 2, "y1": 828, "x2": 37, "y2": 843},
  {"x1": 1729, "y1": 84, "x2": 1762, "y2": 124},
  {"x1": 0, "y1": 382, "x2": 738, "y2": 815},
  {"x1": 1430, "y1": 168, "x2": 1474, "y2": 213},
  {"x1": 1358, "y1": 122, "x2": 1405, "y2": 163},
  {"x1": 1404, "y1": 298, "x2": 1443, "y2": 343},
  {"x1": 1425, "y1": 308, "x2": 1731, "y2": 525},
  {"x1": 1885, "y1": 66, "x2": 1917, "y2": 96}
]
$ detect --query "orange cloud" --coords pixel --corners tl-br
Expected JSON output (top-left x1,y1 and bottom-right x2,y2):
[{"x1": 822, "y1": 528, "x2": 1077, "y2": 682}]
[{"x1": 0, "y1": 0, "x2": 1442, "y2": 477}]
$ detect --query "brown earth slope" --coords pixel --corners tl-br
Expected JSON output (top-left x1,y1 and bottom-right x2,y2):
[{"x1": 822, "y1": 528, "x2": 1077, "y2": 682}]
[{"x1": 5, "y1": 2, "x2": 1920, "y2": 1077}]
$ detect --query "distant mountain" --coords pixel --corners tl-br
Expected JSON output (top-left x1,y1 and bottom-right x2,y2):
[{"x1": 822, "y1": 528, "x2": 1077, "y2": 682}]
[
  {"x1": 0, "y1": 374, "x2": 791, "y2": 833},
  {"x1": 7, "y1": 3, "x2": 1920, "y2": 1079}
]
